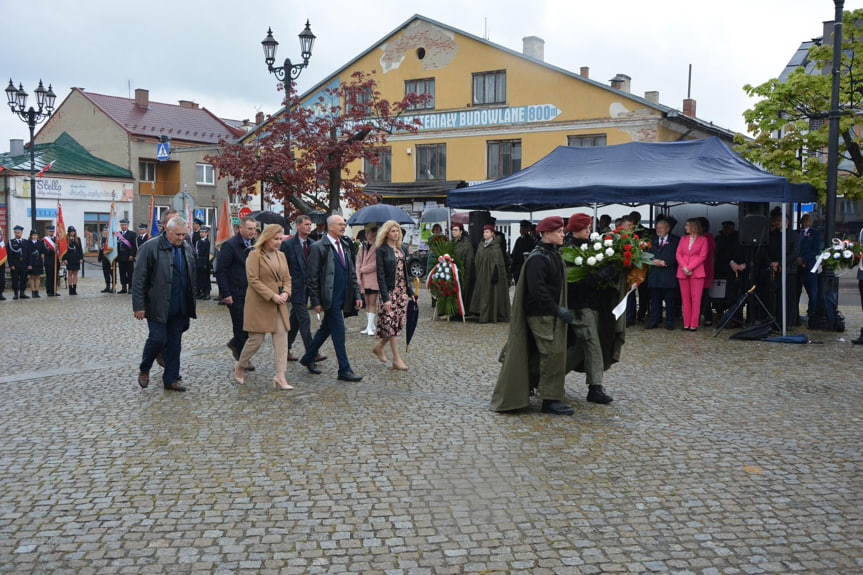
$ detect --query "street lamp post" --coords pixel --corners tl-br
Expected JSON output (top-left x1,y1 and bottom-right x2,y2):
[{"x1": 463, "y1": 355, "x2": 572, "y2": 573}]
[
  {"x1": 261, "y1": 21, "x2": 315, "y2": 84},
  {"x1": 5, "y1": 79, "x2": 56, "y2": 232}
]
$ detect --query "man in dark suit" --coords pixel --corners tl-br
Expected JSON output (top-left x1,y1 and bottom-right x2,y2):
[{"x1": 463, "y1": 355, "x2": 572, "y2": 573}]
[
  {"x1": 136, "y1": 223, "x2": 150, "y2": 249},
  {"x1": 116, "y1": 218, "x2": 138, "y2": 294},
  {"x1": 42, "y1": 224, "x2": 61, "y2": 297},
  {"x1": 194, "y1": 226, "x2": 212, "y2": 300},
  {"x1": 280, "y1": 214, "x2": 326, "y2": 363},
  {"x1": 216, "y1": 216, "x2": 257, "y2": 361},
  {"x1": 299, "y1": 214, "x2": 363, "y2": 382},
  {"x1": 646, "y1": 217, "x2": 680, "y2": 330},
  {"x1": 796, "y1": 213, "x2": 821, "y2": 321},
  {"x1": 8, "y1": 225, "x2": 30, "y2": 300}
]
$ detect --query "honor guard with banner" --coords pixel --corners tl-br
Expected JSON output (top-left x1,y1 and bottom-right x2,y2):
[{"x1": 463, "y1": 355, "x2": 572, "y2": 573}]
[
  {"x1": 8, "y1": 225, "x2": 29, "y2": 299},
  {"x1": 116, "y1": 218, "x2": 137, "y2": 294},
  {"x1": 42, "y1": 225, "x2": 61, "y2": 297}
]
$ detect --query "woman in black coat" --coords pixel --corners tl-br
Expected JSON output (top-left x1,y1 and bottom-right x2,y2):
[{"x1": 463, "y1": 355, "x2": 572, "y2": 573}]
[
  {"x1": 372, "y1": 220, "x2": 416, "y2": 371},
  {"x1": 63, "y1": 226, "x2": 84, "y2": 295},
  {"x1": 26, "y1": 230, "x2": 45, "y2": 298}
]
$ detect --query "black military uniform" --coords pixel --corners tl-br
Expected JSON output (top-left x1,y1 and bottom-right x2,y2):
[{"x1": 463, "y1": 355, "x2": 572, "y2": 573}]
[
  {"x1": 43, "y1": 225, "x2": 61, "y2": 297},
  {"x1": 195, "y1": 226, "x2": 212, "y2": 299},
  {"x1": 98, "y1": 230, "x2": 114, "y2": 293},
  {"x1": 116, "y1": 219, "x2": 137, "y2": 293},
  {"x1": 7, "y1": 225, "x2": 30, "y2": 299},
  {"x1": 27, "y1": 231, "x2": 45, "y2": 298},
  {"x1": 136, "y1": 223, "x2": 150, "y2": 249}
]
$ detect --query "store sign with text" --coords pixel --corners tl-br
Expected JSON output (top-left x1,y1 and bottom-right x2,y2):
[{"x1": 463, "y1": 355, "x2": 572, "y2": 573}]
[{"x1": 13, "y1": 176, "x2": 134, "y2": 202}]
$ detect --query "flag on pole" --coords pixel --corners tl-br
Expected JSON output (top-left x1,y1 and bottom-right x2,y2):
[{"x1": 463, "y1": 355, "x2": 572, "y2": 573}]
[
  {"x1": 107, "y1": 201, "x2": 118, "y2": 264},
  {"x1": 216, "y1": 198, "x2": 231, "y2": 247},
  {"x1": 148, "y1": 194, "x2": 159, "y2": 236},
  {"x1": 0, "y1": 227, "x2": 7, "y2": 267},
  {"x1": 37, "y1": 160, "x2": 56, "y2": 178},
  {"x1": 56, "y1": 202, "x2": 68, "y2": 260}
]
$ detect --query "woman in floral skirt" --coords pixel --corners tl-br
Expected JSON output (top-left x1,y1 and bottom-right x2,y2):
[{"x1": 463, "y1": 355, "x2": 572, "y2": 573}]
[{"x1": 372, "y1": 220, "x2": 416, "y2": 370}]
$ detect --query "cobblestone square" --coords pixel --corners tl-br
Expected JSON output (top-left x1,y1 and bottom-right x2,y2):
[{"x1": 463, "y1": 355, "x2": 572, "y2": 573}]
[{"x1": 0, "y1": 275, "x2": 861, "y2": 574}]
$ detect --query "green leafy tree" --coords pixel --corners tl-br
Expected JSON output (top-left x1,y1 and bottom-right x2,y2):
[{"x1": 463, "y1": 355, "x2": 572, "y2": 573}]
[{"x1": 734, "y1": 9, "x2": 863, "y2": 201}]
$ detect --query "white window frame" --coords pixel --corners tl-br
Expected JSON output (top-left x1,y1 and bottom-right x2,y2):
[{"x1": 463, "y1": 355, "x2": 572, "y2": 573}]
[{"x1": 196, "y1": 163, "x2": 215, "y2": 186}]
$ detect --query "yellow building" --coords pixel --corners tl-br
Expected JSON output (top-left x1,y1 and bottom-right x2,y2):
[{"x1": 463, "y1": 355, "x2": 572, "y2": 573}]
[{"x1": 297, "y1": 14, "x2": 736, "y2": 208}]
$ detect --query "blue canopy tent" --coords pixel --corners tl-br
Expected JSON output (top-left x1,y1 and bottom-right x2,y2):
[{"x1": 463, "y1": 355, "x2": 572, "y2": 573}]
[{"x1": 446, "y1": 137, "x2": 817, "y2": 210}]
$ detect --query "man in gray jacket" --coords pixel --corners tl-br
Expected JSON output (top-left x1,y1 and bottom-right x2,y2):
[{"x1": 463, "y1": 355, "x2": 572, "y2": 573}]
[{"x1": 132, "y1": 216, "x2": 197, "y2": 391}]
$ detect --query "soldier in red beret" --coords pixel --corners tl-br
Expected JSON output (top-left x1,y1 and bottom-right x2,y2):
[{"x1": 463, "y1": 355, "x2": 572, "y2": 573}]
[{"x1": 492, "y1": 216, "x2": 575, "y2": 415}]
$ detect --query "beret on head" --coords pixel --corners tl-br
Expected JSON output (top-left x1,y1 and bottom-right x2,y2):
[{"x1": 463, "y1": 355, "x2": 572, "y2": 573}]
[
  {"x1": 536, "y1": 216, "x2": 564, "y2": 233},
  {"x1": 567, "y1": 213, "x2": 592, "y2": 233},
  {"x1": 450, "y1": 222, "x2": 465, "y2": 231},
  {"x1": 482, "y1": 224, "x2": 495, "y2": 233}
]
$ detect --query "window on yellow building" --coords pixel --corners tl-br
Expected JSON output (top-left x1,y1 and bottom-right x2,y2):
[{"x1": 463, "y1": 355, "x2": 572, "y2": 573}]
[
  {"x1": 567, "y1": 134, "x2": 607, "y2": 147},
  {"x1": 346, "y1": 86, "x2": 373, "y2": 115},
  {"x1": 364, "y1": 147, "x2": 392, "y2": 183},
  {"x1": 196, "y1": 163, "x2": 215, "y2": 186},
  {"x1": 139, "y1": 161, "x2": 156, "y2": 182},
  {"x1": 405, "y1": 78, "x2": 435, "y2": 110},
  {"x1": 416, "y1": 144, "x2": 446, "y2": 180},
  {"x1": 472, "y1": 71, "x2": 506, "y2": 105},
  {"x1": 487, "y1": 140, "x2": 521, "y2": 179}
]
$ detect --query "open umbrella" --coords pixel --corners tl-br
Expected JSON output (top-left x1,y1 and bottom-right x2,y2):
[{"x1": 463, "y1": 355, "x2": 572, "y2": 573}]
[
  {"x1": 347, "y1": 204, "x2": 414, "y2": 226},
  {"x1": 250, "y1": 210, "x2": 289, "y2": 231},
  {"x1": 306, "y1": 210, "x2": 329, "y2": 225},
  {"x1": 405, "y1": 298, "x2": 420, "y2": 352}
]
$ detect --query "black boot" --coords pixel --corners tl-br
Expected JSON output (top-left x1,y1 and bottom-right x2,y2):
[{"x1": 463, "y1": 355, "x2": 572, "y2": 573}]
[
  {"x1": 587, "y1": 385, "x2": 613, "y2": 404},
  {"x1": 70, "y1": 285, "x2": 77, "y2": 295},
  {"x1": 541, "y1": 400, "x2": 574, "y2": 415},
  {"x1": 101, "y1": 285, "x2": 112, "y2": 293},
  {"x1": 0, "y1": 293, "x2": 5, "y2": 301},
  {"x1": 32, "y1": 290, "x2": 40, "y2": 298},
  {"x1": 19, "y1": 291, "x2": 29, "y2": 299},
  {"x1": 13, "y1": 292, "x2": 19, "y2": 300},
  {"x1": 852, "y1": 327, "x2": 863, "y2": 345}
]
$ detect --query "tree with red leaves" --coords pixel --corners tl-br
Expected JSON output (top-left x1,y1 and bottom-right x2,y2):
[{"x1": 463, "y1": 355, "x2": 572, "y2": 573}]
[{"x1": 207, "y1": 71, "x2": 428, "y2": 217}]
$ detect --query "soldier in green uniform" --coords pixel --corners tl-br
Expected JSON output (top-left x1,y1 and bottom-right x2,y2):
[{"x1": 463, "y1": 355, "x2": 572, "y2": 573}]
[{"x1": 491, "y1": 216, "x2": 574, "y2": 415}]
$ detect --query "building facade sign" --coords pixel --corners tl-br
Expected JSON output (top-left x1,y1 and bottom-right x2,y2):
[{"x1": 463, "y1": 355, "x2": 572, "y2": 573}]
[
  {"x1": 12, "y1": 176, "x2": 134, "y2": 202},
  {"x1": 401, "y1": 104, "x2": 561, "y2": 131}
]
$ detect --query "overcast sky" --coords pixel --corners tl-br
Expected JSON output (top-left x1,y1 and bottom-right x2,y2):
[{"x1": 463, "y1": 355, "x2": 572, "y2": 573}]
[{"x1": 0, "y1": 0, "x2": 857, "y2": 155}]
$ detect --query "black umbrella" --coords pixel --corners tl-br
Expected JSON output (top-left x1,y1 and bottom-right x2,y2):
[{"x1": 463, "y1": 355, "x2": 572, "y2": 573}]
[
  {"x1": 250, "y1": 210, "x2": 289, "y2": 231},
  {"x1": 347, "y1": 204, "x2": 414, "y2": 226},
  {"x1": 306, "y1": 210, "x2": 329, "y2": 225},
  {"x1": 405, "y1": 298, "x2": 420, "y2": 352}
]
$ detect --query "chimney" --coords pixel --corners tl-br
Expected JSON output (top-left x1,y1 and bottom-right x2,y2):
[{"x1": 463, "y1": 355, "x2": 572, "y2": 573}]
[
  {"x1": 609, "y1": 74, "x2": 631, "y2": 93},
  {"x1": 644, "y1": 91, "x2": 660, "y2": 104},
  {"x1": 683, "y1": 98, "x2": 696, "y2": 118},
  {"x1": 178, "y1": 100, "x2": 199, "y2": 109},
  {"x1": 255, "y1": 111, "x2": 265, "y2": 125},
  {"x1": 135, "y1": 88, "x2": 149, "y2": 108},
  {"x1": 10, "y1": 139, "x2": 24, "y2": 156},
  {"x1": 580, "y1": 66, "x2": 590, "y2": 79},
  {"x1": 522, "y1": 36, "x2": 545, "y2": 61}
]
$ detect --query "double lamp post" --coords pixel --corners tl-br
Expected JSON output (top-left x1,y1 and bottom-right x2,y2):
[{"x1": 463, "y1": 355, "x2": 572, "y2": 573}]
[{"x1": 6, "y1": 79, "x2": 56, "y2": 233}]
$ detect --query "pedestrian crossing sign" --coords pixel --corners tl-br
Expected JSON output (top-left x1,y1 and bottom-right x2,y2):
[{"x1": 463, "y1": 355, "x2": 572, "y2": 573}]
[{"x1": 156, "y1": 142, "x2": 170, "y2": 161}]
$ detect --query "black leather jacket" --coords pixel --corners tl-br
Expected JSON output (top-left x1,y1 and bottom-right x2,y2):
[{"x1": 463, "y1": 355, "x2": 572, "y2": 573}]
[{"x1": 376, "y1": 243, "x2": 416, "y2": 303}]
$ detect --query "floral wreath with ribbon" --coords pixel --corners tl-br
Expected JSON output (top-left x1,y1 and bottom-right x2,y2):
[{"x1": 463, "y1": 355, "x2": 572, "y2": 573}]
[{"x1": 426, "y1": 254, "x2": 465, "y2": 317}]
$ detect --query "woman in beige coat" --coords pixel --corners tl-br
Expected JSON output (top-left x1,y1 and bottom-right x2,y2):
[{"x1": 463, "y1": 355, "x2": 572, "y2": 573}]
[{"x1": 234, "y1": 224, "x2": 293, "y2": 389}]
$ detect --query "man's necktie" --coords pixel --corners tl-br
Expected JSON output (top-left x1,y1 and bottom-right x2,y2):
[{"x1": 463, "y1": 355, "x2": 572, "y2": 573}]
[
  {"x1": 336, "y1": 240, "x2": 345, "y2": 265},
  {"x1": 303, "y1": 239, "x2": 309, "y2": 259}
]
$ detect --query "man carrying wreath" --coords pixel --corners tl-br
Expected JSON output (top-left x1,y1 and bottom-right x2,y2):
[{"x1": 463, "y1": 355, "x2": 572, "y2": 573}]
[{"x1": 491, "y1": 216, "x2": 575, "y2": 415}]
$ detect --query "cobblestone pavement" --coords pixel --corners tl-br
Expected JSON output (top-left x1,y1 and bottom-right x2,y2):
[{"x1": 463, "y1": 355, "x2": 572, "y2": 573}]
[{"x1": 0, "y1": 275, "x2": 861, "y2": 574}]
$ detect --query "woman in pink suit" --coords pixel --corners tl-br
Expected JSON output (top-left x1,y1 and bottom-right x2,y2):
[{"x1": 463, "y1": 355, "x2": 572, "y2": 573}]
[{"x1": 676, "y1": 218, "x2": 708, "y2": 331}]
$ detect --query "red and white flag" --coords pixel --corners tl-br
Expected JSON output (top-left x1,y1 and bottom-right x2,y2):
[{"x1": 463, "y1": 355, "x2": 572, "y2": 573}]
[
  {"x1": 37, "y1": 160, "x2": 56, "y2": 178},
  {"x1": 0, "y1": 227, "x2": 7, "y2": 267},
  {"x1": 56, "y1": 202, "x2": 68, "y2": 259}
]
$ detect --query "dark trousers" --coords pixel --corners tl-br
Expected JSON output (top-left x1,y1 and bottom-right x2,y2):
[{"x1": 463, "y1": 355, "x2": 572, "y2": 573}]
[
  {"x1": 118, "y1": 260, "x2": 133, "y2": 288},
  {"x1": 288, "y1": 301, "x2": 313, "y2": 352},
  {"x1": 196, "y1": 266, "x2": 210, "y2": 295},
  {"x1": 301, "y1": 307, "x2": 351, "y2": 374},
  {"x1": 648, "y1": 287, "x2": 677, "y2": 328},
  {"x1": 10, "y1": 265, "x2": 27, "y2": 294},
  {"x1": 798, "y1": 267, "x2": 818, "y2": 316},
  {"x1": 101, "y1": 261, "x2": 113, "y2": 287},
  {"x1": 140, "y1": 315, "x2": 188, "y2": 386},
  {"x1": 45, "y1": 256, "x2": 58, "y2": 293},
  {"x1": 0, "y1": 263, "x2": 5, "y2": 294},
  {"x1": 227, "y1": 296, "x2": 248, "y2": 352}
]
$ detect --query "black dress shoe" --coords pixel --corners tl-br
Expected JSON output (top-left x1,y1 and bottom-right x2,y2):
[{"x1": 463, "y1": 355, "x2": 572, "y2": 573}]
[
  {"x1": 300, "y1": 358, "x2": 321, "y2": 374},
  {"x1": 587, "y1": 385, "x2": 613, "y2": 404},
  {"x1": 19, "y1": 293, "x2": 29, "y2": 299},
  {"x1": 138, "y1": 372, "x2": 149, "y2": 388},
  {"x1": 227, "y1": 342, "x2": 240, "y2": 361},
  {"x1": 164, "y1": 382, "x2": 187, "y2": 392},
  {"x1": 541, "y1": 400, "x2": 574, "y2": 415},
  {"x1": 117, "y1": 288, "x2": 128, "y2": 294},
  {"x1": 337, "y1": 371, "x2": 362, "y2": 382}
]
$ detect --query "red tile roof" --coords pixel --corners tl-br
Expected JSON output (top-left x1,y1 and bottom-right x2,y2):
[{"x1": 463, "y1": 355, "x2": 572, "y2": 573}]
[{"x1": 78, "y1": 88, "x2": 245, "y2": 144}]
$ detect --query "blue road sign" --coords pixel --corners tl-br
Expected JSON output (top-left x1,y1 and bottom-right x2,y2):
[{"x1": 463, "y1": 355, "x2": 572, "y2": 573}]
[
  {"x1": 194, "y1": 208, "x2": 205, "y2": 222},
  {"x1": 156, "y1": 142, "x2": 170, "y2": 161}
]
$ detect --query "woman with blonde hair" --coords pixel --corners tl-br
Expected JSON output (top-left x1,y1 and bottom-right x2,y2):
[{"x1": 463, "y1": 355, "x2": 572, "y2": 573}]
[
  {"x1": 676, "y1": 217, "x2": 708, "y2": 331},
  {"x1": 233, "y1": 223, "x2": 294, "y2": 389},
  {"x1": 372, "y1": 220, "x2": 415, "y2": 370}
]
